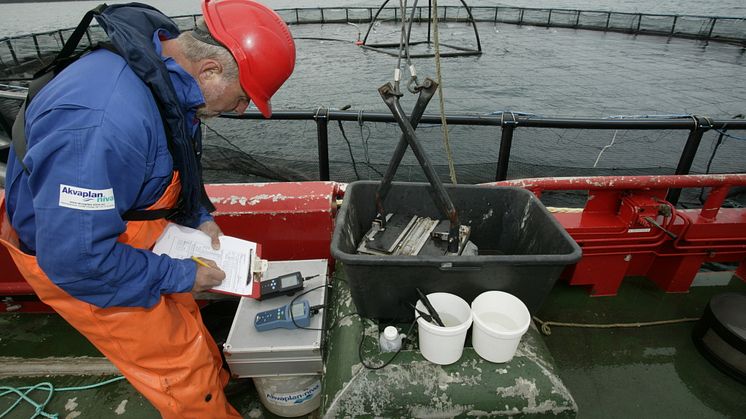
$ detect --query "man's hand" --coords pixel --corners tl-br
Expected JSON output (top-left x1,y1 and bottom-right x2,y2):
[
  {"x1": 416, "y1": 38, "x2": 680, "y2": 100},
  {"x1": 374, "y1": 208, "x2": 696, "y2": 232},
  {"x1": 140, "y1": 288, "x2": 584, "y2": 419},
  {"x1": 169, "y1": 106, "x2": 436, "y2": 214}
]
[
  {"x1": 198, "y1": 220, "x2": 223, "y2": 250},
  {"x1": 192, "y1": 258, "x2": 226, "y2": 293}
]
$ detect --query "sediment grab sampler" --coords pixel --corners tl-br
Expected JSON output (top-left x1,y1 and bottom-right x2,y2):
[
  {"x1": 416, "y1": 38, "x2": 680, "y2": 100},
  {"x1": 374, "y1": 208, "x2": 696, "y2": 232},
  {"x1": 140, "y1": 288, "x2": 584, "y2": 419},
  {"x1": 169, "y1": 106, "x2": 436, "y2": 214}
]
[{"x1": 356, "y1": 0, "x2": 478, "y2": 257}]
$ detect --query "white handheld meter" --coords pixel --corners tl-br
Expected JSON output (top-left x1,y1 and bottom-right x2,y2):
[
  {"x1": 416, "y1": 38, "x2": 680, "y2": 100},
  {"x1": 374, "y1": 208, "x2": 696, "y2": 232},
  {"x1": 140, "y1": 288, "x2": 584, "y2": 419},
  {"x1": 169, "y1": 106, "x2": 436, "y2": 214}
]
[{"x1": 254, "y1": 300, "x2": 311, "y2": 331}]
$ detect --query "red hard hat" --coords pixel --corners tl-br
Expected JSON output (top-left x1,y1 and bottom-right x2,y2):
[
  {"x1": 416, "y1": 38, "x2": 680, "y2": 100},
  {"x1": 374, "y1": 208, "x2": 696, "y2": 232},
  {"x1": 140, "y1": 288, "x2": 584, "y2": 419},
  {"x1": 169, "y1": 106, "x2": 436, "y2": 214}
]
[{"x1": 202, "y1": 0, "x2": 296, "y2": 117}]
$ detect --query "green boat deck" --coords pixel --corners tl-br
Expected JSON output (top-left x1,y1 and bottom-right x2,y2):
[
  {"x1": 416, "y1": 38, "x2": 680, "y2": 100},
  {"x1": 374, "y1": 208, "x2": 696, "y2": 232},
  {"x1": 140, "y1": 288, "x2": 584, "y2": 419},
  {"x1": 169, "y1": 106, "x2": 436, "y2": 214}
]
[{"x1": 1, "y1": 272, "x2": 745, "y2": 418}]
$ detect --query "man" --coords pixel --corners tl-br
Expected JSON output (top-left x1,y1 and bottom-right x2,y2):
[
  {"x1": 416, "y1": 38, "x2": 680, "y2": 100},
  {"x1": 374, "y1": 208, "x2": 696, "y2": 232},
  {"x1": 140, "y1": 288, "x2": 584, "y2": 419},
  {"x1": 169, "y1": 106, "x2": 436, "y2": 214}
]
[{"x1": 0, "y1": 0, "x2": 295, "y2": 417}]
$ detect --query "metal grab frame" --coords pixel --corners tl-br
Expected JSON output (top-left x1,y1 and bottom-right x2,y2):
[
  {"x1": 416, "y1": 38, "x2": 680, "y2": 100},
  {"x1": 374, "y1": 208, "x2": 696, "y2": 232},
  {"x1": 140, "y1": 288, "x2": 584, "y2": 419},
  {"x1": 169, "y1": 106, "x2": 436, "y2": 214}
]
[
  {"x1": 377, "y1": 80, "x2": 461, "y2": 254},
  {"x1": 487, "y1": 174, "x2": 746, "y2": 296},
  {"x1": 375, "y1": 78, "x2": 437, "y2": 222}
]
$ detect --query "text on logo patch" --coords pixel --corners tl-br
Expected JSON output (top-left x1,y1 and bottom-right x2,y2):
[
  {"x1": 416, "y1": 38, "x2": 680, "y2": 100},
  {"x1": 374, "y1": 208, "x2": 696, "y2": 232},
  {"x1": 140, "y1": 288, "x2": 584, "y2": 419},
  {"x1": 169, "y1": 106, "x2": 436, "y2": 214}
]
[{"x1": 59, "y1": 184, "x2": 116, "y2": 211}]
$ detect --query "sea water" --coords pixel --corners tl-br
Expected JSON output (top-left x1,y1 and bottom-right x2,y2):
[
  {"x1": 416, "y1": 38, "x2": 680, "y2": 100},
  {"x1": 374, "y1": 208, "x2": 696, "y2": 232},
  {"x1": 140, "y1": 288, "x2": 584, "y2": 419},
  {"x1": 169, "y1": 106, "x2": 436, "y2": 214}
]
[
  {"x1": 2, "y1": 0, "x2": 746, "y2": 188},
  {"x1": 1, "y1": 0, "x2": 744, "y2": 38}
]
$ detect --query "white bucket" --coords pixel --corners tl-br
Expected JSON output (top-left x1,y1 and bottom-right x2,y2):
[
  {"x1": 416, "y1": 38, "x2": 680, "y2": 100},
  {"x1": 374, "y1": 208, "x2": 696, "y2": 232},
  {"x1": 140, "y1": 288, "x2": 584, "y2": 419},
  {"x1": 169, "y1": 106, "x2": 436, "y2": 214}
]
[
  {"x1": 470, "y1": 291, "x2": 531, "y2": 363},
  {"x1": 252, "y1": 375, "x2": 321, "y2": 417},
  {"x1": 415, "y1": 292, "x2": 473, "y2": 365}
]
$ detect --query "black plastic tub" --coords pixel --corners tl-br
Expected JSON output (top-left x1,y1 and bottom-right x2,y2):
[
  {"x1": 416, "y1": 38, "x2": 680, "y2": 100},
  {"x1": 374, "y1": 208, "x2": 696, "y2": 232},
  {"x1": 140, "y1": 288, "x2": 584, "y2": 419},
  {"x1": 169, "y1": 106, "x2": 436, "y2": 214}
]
[{"x1": 330, "y1": 181, "x2": 582, "y2": 321}]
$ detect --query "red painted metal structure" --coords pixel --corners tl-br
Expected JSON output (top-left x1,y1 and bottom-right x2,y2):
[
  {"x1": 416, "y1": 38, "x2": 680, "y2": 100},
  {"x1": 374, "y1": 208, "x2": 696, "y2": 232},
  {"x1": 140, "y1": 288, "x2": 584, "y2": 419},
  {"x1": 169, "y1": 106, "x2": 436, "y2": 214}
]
[
  {"x1": 2, "y1": 174, "x2": 745, "y2": 311},
  {"x1": 206, "y1": 181, "x2": 342, "y2": 263},
  {"x1": 489, "y1": 174, "x2": 746, "y2": 296},
  {"x1": 0, "y1": 181, "x2": 343, "y2": 312}
]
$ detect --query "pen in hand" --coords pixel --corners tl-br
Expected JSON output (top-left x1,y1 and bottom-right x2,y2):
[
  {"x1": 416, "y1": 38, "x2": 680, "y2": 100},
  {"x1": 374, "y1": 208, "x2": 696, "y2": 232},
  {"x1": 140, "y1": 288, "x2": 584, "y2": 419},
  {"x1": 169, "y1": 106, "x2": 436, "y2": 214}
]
[
  {"x1": 191, "y1": 256, "x2": 211, "y2": 268},
  {"x1": 191, "y1": 256, "x2": 225, "y2": 293}
]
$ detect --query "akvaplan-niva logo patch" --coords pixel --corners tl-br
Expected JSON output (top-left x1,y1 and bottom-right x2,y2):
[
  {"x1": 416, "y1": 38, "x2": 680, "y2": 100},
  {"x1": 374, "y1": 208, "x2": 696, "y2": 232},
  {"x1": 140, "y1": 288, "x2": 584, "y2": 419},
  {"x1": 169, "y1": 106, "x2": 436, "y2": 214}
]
[{"x1": 59, "y1": 184, "x2": 116, "y2": 211}]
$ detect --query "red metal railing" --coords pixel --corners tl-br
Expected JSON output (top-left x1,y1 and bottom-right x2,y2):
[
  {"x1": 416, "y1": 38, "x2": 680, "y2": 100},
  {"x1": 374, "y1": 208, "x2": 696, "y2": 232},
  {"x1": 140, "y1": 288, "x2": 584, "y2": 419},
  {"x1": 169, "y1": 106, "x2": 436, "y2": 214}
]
[{"x1": 488, "y1": 173, "x2": 746, "y2": 295}]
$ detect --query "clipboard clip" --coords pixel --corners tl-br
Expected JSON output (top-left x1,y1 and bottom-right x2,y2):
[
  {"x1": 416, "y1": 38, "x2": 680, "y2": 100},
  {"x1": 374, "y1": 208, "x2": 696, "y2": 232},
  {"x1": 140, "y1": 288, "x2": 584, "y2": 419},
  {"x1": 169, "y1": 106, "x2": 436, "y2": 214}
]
[{"x1": 250, "y1": 251, "x2": 268, "y2": 284}]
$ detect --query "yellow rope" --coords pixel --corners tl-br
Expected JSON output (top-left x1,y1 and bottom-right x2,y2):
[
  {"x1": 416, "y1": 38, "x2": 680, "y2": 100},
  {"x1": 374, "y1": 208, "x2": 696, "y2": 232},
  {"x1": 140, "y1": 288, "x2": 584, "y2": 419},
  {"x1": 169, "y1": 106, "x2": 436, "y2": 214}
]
[
  {"x1": 431, "y1": 0, "x2": 457, "y2": 184},
  {"x1": 545, "y1": 206, "x2": 584, "y2": 213},
  {"x1": 533, "y1": 316, "x2": 700, "y2": 336}
]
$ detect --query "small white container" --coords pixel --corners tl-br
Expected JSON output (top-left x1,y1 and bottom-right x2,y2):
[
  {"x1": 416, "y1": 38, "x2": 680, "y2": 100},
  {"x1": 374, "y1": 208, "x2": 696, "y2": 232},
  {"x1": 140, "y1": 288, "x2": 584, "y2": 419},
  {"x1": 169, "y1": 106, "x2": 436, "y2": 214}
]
[
  {"x1": 379, "y1": 325, "x2": 403, "y2": 352},
  {"x1": 415, "y1": 292, "x2": 473, "y2": 365},
  {"x1": 470, "y1": 291, "x2": 531, "y2": 363},
  {"x1": 252, "y1": 375, "x2": 321, "y2": 417}
]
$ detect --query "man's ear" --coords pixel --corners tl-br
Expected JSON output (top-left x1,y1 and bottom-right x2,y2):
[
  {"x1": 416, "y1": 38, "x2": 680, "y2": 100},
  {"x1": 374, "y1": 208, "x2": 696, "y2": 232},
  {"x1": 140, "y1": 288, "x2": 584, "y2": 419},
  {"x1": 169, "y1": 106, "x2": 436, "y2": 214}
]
[{"x1": 198, "y1": 59, "x2": 223, "y2": 83}]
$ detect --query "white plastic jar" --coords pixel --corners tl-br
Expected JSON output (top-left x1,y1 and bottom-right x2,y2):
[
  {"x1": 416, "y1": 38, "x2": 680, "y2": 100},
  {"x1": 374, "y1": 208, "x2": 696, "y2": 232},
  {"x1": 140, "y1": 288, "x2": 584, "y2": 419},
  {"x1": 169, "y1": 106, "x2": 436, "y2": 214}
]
[{"x1": 379, "y1": 325, "x2": 403, "y2": 352}]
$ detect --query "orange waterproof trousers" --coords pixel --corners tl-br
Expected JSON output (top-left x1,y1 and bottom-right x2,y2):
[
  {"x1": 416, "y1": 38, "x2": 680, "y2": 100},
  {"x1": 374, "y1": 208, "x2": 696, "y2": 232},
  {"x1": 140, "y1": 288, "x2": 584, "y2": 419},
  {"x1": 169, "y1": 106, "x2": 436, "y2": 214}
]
[{"x1": 0, "y1": 174, "x2": 241, "y2": 418}]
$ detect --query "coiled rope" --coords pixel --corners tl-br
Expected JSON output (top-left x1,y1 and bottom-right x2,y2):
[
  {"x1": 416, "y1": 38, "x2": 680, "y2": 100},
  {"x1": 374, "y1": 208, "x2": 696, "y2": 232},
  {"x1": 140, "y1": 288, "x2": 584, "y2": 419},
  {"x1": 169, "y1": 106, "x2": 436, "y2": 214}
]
[{"x1": 0, "y1": 376, "x2": 125, "y2": 418}]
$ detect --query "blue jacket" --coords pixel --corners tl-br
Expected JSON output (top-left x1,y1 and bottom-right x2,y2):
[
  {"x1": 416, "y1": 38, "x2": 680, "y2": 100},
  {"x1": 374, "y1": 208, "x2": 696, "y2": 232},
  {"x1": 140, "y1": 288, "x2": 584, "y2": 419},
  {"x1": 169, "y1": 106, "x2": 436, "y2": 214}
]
[{"x1": 4, "y1": 31, "x2": 212, "y2": 308}]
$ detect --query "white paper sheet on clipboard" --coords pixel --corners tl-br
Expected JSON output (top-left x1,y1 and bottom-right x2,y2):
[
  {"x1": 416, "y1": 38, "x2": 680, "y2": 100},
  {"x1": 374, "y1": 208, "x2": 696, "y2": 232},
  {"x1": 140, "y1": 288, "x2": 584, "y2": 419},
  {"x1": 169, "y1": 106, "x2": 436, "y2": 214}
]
[{"x1": 153, "y1": 223, "x2": 262, "y2": 297}]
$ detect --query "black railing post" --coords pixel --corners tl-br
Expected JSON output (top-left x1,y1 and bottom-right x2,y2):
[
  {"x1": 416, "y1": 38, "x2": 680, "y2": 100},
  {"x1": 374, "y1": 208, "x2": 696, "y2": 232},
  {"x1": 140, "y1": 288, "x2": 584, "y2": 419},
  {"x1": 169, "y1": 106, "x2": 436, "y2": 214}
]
[
  {"x1": 666, "y1": 116, "x2": 710, "y2": 204},
  {"x1": 494, "y1": 7, "x2": 498, "y2": 23},
  {"x1": 707, "y1": 17, "x2": 718, "y2": 38},
  {"x1": 548, "y1": 9, "x2": 553, "y2": 26},
  {"x1": 6, "y1": 40, "x2": 19, "y2": 66},
  {"x1": 295, "y1": 8, "x2": 300, "y2": 24},
  {"x1": 671, "y1": 15, "x2": 678, "y2": 35},
  {"x1": 495, "y1": 114, "x2": 517, "y2": 181},
  {"x1": 606, "y1": 12, "x2": 611, "y2": 30},
  {"x1": 575, "y1": 10, "x2": 580, "y2": 27},
  {"x1": 58, "y1": 30, "x2": 65, "y2": 45},
  {"x1": 314, "y1": 109, "x2": 330, "y2": 181},
  {"x1": 32, "y1": 35, "x2": 42, "y2": 60},
  {"x1": 636, "y1": 13, "x2": 643, "y2": 33},
  {"x1": 321, "y1": 8, "x2": 325, "y2": 24},
  {"x1": 519, "y1": 9, "x2": 524, "y2": 25}
]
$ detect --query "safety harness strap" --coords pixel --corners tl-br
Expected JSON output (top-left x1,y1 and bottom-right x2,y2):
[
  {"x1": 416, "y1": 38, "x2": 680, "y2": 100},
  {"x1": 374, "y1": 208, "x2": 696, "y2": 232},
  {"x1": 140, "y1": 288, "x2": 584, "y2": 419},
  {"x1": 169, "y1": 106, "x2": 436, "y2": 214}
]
[
  {"x1": 11, "y1": 5, "x2": 105, "y2": 175},
  {"x1": 10, "y1": 4, "x2": 215, "y2": 222}
]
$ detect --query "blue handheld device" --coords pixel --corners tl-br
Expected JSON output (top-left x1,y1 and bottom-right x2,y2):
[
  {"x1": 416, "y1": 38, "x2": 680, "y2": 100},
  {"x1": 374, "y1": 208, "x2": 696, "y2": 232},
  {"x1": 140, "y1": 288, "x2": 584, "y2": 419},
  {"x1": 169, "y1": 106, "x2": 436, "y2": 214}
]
[{"x1": 254, "y1": 300, "x2": 311, "y2": 331}]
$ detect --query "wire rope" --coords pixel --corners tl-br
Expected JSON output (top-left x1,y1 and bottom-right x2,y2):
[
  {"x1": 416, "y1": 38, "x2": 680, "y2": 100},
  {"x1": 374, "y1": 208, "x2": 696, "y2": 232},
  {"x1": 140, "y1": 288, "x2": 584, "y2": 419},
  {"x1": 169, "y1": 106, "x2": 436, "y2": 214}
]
[
  {"x1": 337, "y1": 120, "x2": 361, "y2": 180},
  {"x1": 533, "y1": 316, "x2": 699, "y2": 336},
  {"x1": 699, "y1": 114, "x2": 745, "y2": 203},
  {"x1": 430, "y1": 0, "x2": 458, "y2": 184}
]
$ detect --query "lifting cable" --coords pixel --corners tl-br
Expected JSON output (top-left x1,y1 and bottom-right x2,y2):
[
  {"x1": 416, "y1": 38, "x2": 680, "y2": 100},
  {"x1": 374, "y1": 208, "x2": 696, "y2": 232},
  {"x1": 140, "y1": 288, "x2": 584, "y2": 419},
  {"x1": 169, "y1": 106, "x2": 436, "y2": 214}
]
[
  {"x1": 393, "y1": 0, "x2": 419, "y2": 94},
  {"x1": 391, "y1": 0, "x2": 457, "y2": 183},
  {"x1": 430, "y1": 0, "x2": 458, "y2": 184}
]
